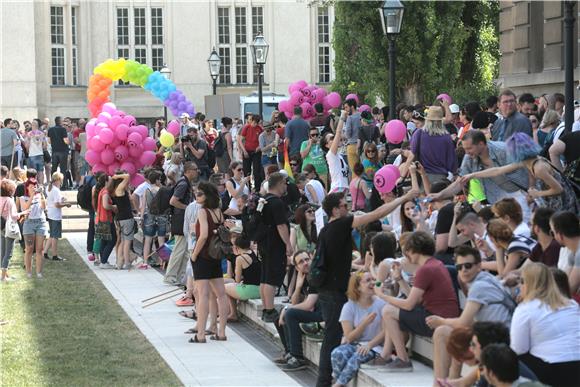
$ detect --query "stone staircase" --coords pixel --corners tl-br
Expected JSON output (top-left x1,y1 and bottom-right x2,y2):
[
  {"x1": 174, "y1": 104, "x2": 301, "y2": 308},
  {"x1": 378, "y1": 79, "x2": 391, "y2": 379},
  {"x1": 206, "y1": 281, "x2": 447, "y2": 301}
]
[
  {"x1": 61, "y1": 190, "x2": 91, "y2": 233},
  {"x1": 237, "y1": 297, "x2": 436, "y2": 387}
]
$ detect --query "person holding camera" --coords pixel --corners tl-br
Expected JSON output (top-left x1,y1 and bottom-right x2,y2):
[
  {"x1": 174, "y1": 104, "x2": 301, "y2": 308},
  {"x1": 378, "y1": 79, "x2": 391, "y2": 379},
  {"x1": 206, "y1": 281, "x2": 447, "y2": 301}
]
[
  {"x1": 20, "y1": 177, "x2": 49, "y2": 278},
  {"x1": 181, "y1": 127, "x2": 210, "y2": 181}
]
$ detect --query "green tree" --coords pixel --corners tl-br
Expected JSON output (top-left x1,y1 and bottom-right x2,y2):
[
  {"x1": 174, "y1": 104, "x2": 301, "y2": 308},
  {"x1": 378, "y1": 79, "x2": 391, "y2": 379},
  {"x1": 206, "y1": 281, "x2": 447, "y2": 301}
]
[{"x1": 330, "y1": 0, "x2": 499, "y2": 106}]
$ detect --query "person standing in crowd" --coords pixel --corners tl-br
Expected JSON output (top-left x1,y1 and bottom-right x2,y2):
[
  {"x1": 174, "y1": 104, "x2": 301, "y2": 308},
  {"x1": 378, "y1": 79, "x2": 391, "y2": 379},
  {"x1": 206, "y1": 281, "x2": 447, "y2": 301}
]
[
  {"x1": 349, "y1": 163, "x2": 371, "y2": 212},
  {"x1": 225, "y1": 161, "x2": 250, "y2": 216},
  {"x1": 181, "y1": 127, "x2": 209, "y2": 181},
  {"x1": 179, "y1": 112, "x2": 192, "y2": 137},
  {"x1": 549, "y1": 128, "x2": 580, "y2": 184},
  {"x1": 315, "y1": 187, "x2": 418, "y2": 387},
  {"x1": 258, "y1": 173, "x2": 292, "y2": 323},
  {"x1": 93, "y1": 174, "x2": 116, "y2": 268},
  {"x1": 358, "y1": 111, "x2": 380, "y2": 154},
  {"x1": 215, "y1": 117, "x2": 234, "y2": 175},
  {"x1": 300, "y1": 127, "x2": 328, "y2": 186},
  {"x1": 0, "y1": 119, "x2": 18, "y2": 168},
  {"x1": 276, "y1": 113, "x2": 288, "y2": 169},
  {"x1": 24, "y1": 119, "x2": 47, "y2": 186},
  {"x1": 189, "y1": 181, "x2": 229, "y2": 343},
  {"x1": 72, "y1": 119, "x2": 85, "y2": 188},
  {"x1": 0, "y1": 179, "x2": 29, "y2": 281},
  {"x1": 324, "y1": 111, "x2": 350, "y2": 194},
  {"x1": 258, "y1": 124, "x2": 280, "y2": 177},
  {"x1": 285, "y1": 107, "x2": 310, "y2": 158},
  {"x1": 517, "y1": 93, "x2": 536, "y2": 117},
  {"x1": 535, "y1": 110, "x2": 558, "y2": 147},
  {"x1": 309, "y1": 103, "x2": 327, "y2": 130},
  {"x1": 492, "y1": 90, "x2": 533, "y2": 141},
  {"x1": 46, "y1": 172, "x2": 71, "y2": 262},
  {"x1": 238, "y1": 114, "x2": 264, "y2": 191},
  {"x1": 140, "y1": 170, "x2": 166, "y2": 270},
  {"x1": 109, "y1": 172, "x2": 134, "y2": 270},
  {"x1": 47, "y1": 116, "x2": 70, "y2": 190},
  {"x1": 20, "y1": 177, "x2": 48, "y2": 278},
  {"x1": 343, "y1": 99, "x2": 362, "y2": 175},
  {"x1": 411, "y1": 106, "x2": 457, "y2": 184},
  {"x1": 164, "y1": 162, "x2": 198, "y2": 285}
]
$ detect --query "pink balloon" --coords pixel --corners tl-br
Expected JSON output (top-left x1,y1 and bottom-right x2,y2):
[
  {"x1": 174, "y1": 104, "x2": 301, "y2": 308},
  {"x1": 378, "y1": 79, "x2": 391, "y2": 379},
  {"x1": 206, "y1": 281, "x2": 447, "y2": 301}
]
[
  {"x1": 107, "y1": 162, "x2": 120, "y2": 176},
  {"x1": 127, "y1": 132, "x2": 143, "y2": 148},
  {"x1": 278, "y1": 100, "x2": 290, "y2": 113},
  {"x1": 116, "y1": 124, "x2": 129, "y2": 141},
  {"x1": 109, "y1": 115, "x2": 123, "y2": 130},
  {"x1": 296, "y1": 80, "x2": 308, "y2": 89},
  {"x1": 385, "y1": 164, "x2": 401, "y2": 181},
  {"x1": 374, "y1": 166, "x2": 398, "y2": 194},
  {"x1": 100, "y1": 148, "x2": 115, "y2": 165},
  {"x1": 385, "y1": 120, "x2": 407, "y2": 144},
  {"x1": 359, "y1": 104, "x2": 371, "y2": 113},
  {"x1": 123, "y1": 115, "x2": 136, "y2": 127},
  {"x1": 120, "y1": 161, "x2": 136, "y2": 176},
  {"x1": 102, "y1": 102, "x2": 118, "y2": 115},
  {"x1": 89, "y1": 135, "x2": 105, "y2": 152},
  {"x1": 92, "y1": 163, "x2": 107, "y2": 174},
  {"x1": 167, "y1": 120, "x2": 180, "y2": 136},
  {"x1": 139, "y1": 151, "x2": 156, "y2": 166},
  {"x1": 110, "y1": 136, "x2": 121, "y2": 148},
  {"x1": 135, "y1": 125, "x2": 149, "y2": 139},
  {"x1": 129, "y1": 145, "x2": 143, "y2": 158},
  {"x1": 114, "y1": 145, "x2": 129, "y2": 162},
  {"x1": 345, "y1": 93, "x2": 359, "y2": 105},
  {"x1": 325, "y1": 92, "x2": 342, "y2": 109},
  {"x1": 289, "y1": 91, "x2": 302, "y2": 106},
  {"x1": 85, "y1": 150, "x2": 100, "y2": 166},
  {"x1": 97, "y1": 112, "x2": 111, "y2": 125},
  {"x1": 300, "y1": 87, "x2": 312, "y2": 97},
  {"x1": 313, "y1": 89, "x2": 326, "y2": 104},
  {"x1": 130, "y1": 173, "x2": 145, "y2": 187},
  {"x1": 300, "y1": 102, "x2": 312, "y2": 118},
  {"x1": 85, "y1": 123, "x2": 96, "y2": 138},
  {"x1": 436, "y1": 93, "x2": 452, "y2": 104},
  {"x1": 95, "y1": 122, "x2": 107, "y2": 135},
  {"x1": 99, "y1": 128, "x2": 114, "y2": 144},
  {"x1": 142, "y1": 137, "x2": 157, "y2": 151},
  {"x1": 307, "y1": 94, "x2": 316, "y2": 104},
  {"x1": 288, "y1": 83, "x2": 301, "y2": 94}
]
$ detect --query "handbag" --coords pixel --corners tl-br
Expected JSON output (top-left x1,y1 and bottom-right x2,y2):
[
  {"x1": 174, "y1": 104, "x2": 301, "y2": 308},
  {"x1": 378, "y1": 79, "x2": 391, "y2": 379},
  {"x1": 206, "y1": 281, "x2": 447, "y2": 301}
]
[{"x1": 2, "y1": 200, "x2": 21, "y2": 240}]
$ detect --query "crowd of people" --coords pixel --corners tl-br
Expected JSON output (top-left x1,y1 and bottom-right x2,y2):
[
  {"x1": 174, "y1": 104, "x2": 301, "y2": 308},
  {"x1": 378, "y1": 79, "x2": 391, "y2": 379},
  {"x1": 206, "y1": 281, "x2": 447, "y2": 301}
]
[{"x1": 0, "y1": 88, "x2": 579, "y2": 387}]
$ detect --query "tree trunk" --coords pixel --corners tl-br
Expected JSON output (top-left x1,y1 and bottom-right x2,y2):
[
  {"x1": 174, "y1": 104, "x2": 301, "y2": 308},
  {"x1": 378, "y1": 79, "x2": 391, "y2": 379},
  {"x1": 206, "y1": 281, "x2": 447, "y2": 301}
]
[{"x1": 401, "y1": 84, "x2": 423, "y2": 105}]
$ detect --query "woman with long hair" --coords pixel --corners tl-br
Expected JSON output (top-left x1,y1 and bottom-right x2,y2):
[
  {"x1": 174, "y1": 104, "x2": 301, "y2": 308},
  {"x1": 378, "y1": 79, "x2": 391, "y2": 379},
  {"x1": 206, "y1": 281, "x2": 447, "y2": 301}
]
[
  {"x1": 511, "y1": 263, "x2": 580, "y2": 386},
  {"x1": 396, "y1": 200, "x2": 427, "y2": 238},
  {"x1": 463, "y1": 132, "x2": 579, "y2": 214},
  {"x1": 225, "y1": 161, "x2": 250, "y2": 215},
  {"x1": 0, "y1": 179, "x2": 29, "y2": 281},
  {"x1": 349, "y1": 163, "x2": 371, "y2": 212},
  {"x1": 215, "y1": 117, "x2": 234, "y2": 175},
  {"x1": 108, "y1": 172, "x2": 133, "y2": 269},
  {"x1": 19, "y1": 178, "x2": 48, "y2": 278},
  {"x1": 141, "y1": 170, "x2": 165, "y2": 270},
  {"x1": 361, "y1": 142, "x2": 381, "y2": 188},
  {"x1": 290, "y1": 204, "x2": 317, "y2": 254},
  {"x1": 189, "y1": 181, "x2": 229, "y2": 343},
  {"x1": 93, "y1": 173, "x2": 117, "y2": 268},
  {"x1": 487, "y1": 219, "x2": 536, "y2": 278},
  {"x1": 537, "y1": 109, "x2": 560, "y2": 147}
]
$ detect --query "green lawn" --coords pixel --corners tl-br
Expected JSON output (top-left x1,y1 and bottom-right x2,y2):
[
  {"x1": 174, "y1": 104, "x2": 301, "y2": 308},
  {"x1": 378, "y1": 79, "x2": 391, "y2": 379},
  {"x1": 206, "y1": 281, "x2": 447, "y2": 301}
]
[{"x1": 0, "y1": 239, "x2": 181, "y2": 386}]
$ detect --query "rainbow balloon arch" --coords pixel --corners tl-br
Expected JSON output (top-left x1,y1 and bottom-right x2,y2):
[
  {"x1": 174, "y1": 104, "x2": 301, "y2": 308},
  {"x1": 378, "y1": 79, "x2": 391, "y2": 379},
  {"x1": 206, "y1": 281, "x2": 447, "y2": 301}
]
[{"x1": 85, "y1": 59, "x2": 192, "y2": 185}]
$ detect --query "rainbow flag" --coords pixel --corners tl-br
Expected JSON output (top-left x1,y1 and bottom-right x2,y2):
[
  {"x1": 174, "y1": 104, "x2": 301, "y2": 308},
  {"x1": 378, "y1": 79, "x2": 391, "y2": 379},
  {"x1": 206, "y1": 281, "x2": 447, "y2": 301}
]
[
  {"x1": 283, "y1": 143, "x2": 294, "y2": 181},
  {"x1": 157, "y1": 239, "x2": 175, "y2": 262}
]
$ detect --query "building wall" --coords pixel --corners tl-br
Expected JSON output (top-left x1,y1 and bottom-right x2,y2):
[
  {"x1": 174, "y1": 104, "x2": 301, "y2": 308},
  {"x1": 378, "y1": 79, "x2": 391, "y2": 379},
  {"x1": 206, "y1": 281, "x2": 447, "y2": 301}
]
[
  {"x1": 0, "y1": 0, "x2": 334, "y2": 121},
  {"x1": 497, "y1": 0, "x2": 580, "y2": 96}
]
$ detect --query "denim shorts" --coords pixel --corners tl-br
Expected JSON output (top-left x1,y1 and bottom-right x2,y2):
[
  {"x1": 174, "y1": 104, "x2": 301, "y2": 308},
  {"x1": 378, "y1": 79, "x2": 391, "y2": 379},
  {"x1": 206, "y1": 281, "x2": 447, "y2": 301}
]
[
  {"x1": 142, "y1": 214, "x2": 168, "y2": 237},
  {"x1": 117, "y1": 218, "x2": 135, "y2": 241},
  {"x1": 28, "y1": 155, "x2": 44, "y2": 171},
  {"x1": 48, "y1": 218, "x2": 62, "y2": 239},
  {"x1": 23, "y1": 218, "x2": 48, "y2": 236},
  {"x1": 261, "y1": 155, "x2": 277, "y2": 167}
]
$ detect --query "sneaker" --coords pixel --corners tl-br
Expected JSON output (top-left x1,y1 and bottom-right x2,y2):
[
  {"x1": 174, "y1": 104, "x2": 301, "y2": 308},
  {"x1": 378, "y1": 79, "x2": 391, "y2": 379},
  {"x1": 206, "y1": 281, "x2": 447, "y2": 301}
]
[
  {"x1": 88, "y1": 253, "x2": 96, "y2": 262},
  {"x1": 299, "y1": 322, "x2": 320, "y2": 335},
  {"x1": 279, "y1": 356, "x2": 307, "y2": 372},
  {"x1": 261, "y1": 308, "x2": 280, "y2": 323},
  {"x1": 100, "y1": 263, "x2": 116, "y2": 269},
  {"x1": 51, "y1": 256, "x2": 66, "y2": 261},
  {"x1": 44, "y1": 253, "x2": 50, "y2": 260},
  {"x1": 360, "y1": 356, "x2": 392, "y2": 369},
  {"x1": 175, "y1": 296, "x2": 194, "y2": 307},
  {"x1": 26, "y1": 273, "x2": 32, "y2": 279},
  {"x1": 380, "y1": 357, "x2": 413, "y2": 372},
  {"x1": 164, "y1": 279, "x2": 181, "y2": 286},
  {"x1": 94, "y1": 259, "x2": 101, "y2": 266},
  {"x1": 273, "y1": 352, "x2": 291, "y2": 365},
  {"x1": 36, "y1": 273, "x2": 43, "y2": 279}
]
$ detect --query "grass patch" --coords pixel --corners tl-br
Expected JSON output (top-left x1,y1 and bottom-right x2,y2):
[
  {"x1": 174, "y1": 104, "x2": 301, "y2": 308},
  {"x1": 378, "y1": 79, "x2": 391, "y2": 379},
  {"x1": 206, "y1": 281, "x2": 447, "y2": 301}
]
[{"x1": 0, "y1": 239, "x2": 181, "y2": 386}]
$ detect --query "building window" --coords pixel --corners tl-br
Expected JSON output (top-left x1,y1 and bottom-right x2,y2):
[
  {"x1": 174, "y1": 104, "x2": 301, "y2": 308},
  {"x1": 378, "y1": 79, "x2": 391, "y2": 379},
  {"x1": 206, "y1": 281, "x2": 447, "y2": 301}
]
[
  {"x1": 252, "y1": 7, "x2": 263, "y2": 38},
  {"x1": 152, "y1": 48, "x2": 164, "y2": 72},
  {"x1": 71, "y1": 7, "x2": 78, "y2": 85},
  {"x1": 51, "y1": 6, "x2": 65, "y2": 85},
  {"x1": 236, "y1": 47, "x2": 248, "y2": 84},
  {"x1": 219, "y1": 47, "x2": 231, "y2": 84},
  {"x1": 218, "y1": 7, "x2": 230, "y2": 45},
  {"x1": 117, "y1": 48, "x2": 130, "y2": 85},
  {"x1": 317, "y1": 7, "x2": 331, "y2": 83},
  {"x1": 135, "y1": 48, "x2": 147, "y2": 65},
  {"x1": 117, "y1": 8, "x2": 129, "y2": 45},
  {"x1": 235, "y1": 7, "x2": 247, "y2": 44},
  {"x1": 151, "y1": 8, "x2": 163, "y2": 45},
  {"x1": 134, "y1": 8, "x2": 146, "y2": 45}
]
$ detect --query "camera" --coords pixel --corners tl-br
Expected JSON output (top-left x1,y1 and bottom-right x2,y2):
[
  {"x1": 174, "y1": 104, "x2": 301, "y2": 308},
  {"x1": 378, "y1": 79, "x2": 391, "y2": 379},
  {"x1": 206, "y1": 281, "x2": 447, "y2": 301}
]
[{"x1": 181, "y1": 135, "x2": 190, "y2": 142}]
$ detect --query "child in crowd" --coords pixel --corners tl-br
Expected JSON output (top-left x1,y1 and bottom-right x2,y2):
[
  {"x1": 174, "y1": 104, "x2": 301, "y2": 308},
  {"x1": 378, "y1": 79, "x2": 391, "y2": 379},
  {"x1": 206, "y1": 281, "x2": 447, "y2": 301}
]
[{"x1": 45, "y1": 172, "x2": 71, "y2": 261}]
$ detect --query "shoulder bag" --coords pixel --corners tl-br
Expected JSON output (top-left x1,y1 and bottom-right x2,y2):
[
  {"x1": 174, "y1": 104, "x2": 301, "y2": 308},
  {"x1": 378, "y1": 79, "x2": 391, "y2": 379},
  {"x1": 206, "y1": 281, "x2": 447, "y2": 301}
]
[{"x1": 2, "y1": 200, "x2": 21, "y2": 240}]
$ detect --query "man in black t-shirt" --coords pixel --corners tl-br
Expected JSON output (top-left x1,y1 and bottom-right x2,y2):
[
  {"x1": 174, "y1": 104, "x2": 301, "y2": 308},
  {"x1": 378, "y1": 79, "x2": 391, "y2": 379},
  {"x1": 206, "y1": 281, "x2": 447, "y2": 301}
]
[
  {"x1": 47, "y1": 116, "x2": 70, "y2": 189},
  {"x1": 315, "y1": 188, "x2": 418, "y2": 387},
  {"x1": 259, "y1": 173, "x2": 292, "y2": 323},
  {"x1": 430, "y1": 181, "x2": 456, "y2": 264}
]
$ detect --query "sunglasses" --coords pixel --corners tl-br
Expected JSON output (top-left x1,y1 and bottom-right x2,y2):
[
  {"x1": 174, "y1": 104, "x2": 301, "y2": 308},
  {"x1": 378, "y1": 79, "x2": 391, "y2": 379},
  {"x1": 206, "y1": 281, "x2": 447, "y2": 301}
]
[
  {"x1": 455, "y1": 262, "x2": 476, "y2": 271},
  {"x1": 290, "y1": 163, "x2": 298, "y2": 167},
  {"x1": 235, "y1": 168, "x2": 243, "y2": 172},
  {"x1": 310, "y1": 133, "x2": 319, "y2": 138}
]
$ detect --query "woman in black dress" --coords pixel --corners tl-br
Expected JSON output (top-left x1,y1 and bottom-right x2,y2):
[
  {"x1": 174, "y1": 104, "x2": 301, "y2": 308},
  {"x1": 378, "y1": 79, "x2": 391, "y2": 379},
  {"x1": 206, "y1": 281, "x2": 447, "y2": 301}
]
[{"x1": 190, "y1": 182, "x2": 229, "y2": 343}]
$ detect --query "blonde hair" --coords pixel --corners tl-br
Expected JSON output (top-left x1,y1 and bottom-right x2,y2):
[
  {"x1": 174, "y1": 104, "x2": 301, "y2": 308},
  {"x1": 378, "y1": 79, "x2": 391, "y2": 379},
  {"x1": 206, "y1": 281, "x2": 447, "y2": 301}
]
[
  {"x1": 423, "y1": 119, "x2": 448, "y2": 136},
  {"x1": 540, "y1": 109, "x2": 560, "y2": 128},
  {"x1": 346, "y1": 271, "x2": 367, "y2": 302},
  {"x1": 49, "y1": 172, "x2": 64, "y2": 191},
  {"x1": 522, "y1": 262, "x2": 569, "y2": 311},
  {"x1": 11, "y1": 167, "x2": 25, "y2": 182}
]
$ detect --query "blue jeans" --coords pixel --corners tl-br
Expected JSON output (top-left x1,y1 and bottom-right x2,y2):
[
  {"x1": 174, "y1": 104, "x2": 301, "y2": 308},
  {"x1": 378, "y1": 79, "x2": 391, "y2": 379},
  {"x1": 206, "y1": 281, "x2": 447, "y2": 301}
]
[
  {"x1": 100, "y1": 221, "x2": 117, "y2": 264},
  {"x1": 316, "y1": 291, "x2": 348, "y2": 387},
  {"x1": 87, "y1": 211, "x2": 95, "y2": 253},
  {"x1": 283, "y1": 305, "x2": 323, "y2": 359},
  {"x1": 0, "y1": 234, "x2": 15, "y2": 270},
  {"x1": 331, "y1": 344, "x2": 376, "y2": 385}
]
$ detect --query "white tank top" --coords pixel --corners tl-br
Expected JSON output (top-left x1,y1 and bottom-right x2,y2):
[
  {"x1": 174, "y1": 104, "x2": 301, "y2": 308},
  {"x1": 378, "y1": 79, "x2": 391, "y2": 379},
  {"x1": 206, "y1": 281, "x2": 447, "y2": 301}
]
[{"x1": 228, "y1": 177, "x2": 250, "y2": 211}]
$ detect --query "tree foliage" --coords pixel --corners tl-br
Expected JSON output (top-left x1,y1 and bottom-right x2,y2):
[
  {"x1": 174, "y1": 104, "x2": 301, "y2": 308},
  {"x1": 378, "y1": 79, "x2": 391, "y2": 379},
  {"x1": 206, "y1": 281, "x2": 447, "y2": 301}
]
[{"x1": 331, "y1": 0, "x2": 500, "y2": 106}]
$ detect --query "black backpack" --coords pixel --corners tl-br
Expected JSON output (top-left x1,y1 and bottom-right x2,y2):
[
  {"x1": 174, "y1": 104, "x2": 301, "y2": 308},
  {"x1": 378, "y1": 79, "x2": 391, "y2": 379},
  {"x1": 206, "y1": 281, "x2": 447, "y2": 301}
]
[
  {"x1": 149, "y1": 185, "x2": 175, "y2": 216},
  {"x1": 245, "y1": 194, "x2": 274, "y2": 243},
  {"x1": 308, "y1": 228, "x2": 327, "y2": 289},
  {"x1": 77, "y1": 175, "x2": 95, "y2": 211},
  {"x1": 214, "y1": 132, "x2": 225, "y2": 157}
]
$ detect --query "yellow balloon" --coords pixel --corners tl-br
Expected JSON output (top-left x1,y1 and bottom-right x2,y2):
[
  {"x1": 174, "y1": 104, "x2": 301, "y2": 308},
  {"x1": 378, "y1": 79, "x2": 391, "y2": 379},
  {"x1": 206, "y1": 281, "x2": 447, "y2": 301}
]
[{"x1": 159, "y1": 130, "x2": 175, "y2": 148}]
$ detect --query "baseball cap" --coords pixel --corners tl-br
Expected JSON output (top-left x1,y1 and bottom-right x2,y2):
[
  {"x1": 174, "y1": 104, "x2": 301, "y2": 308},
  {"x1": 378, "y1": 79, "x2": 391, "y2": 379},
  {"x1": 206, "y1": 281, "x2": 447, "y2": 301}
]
[
  {"x1": 180, "y1": 113, "x2": 190, "y2": 119},
  {"x1": 449, "y1": 104, "x2": 460, "y2": 114}
]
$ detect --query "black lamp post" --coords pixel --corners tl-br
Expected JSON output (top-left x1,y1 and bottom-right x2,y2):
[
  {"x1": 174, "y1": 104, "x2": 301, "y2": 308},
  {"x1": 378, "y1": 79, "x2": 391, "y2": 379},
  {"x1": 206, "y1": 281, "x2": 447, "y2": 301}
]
[
  {"x1": 380, "y1": 0, "x2": 404, "y2": 120},
  {"x1": 564, "y1": 1, "x2": 576, "y2": 133},
  {"x1": 207, "y1": 47, "x2": 221, "y2": 96},
  {"x1": 251, "y1": 32, "x2": 269, "y2": 120},
  {"x1": 160, "y1": 64, "x2": 171, "y2": 123}
]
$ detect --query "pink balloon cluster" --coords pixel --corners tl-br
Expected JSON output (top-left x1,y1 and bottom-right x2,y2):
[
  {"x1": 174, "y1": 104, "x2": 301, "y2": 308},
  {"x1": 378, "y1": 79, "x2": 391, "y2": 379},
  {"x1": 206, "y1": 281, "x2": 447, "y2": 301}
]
[
  {"x1": 278, "y1": 81, "x2": 343, "y2": 121},
  {"x1": 85, "y1": 102, "x2": 157, "y2": 186}
]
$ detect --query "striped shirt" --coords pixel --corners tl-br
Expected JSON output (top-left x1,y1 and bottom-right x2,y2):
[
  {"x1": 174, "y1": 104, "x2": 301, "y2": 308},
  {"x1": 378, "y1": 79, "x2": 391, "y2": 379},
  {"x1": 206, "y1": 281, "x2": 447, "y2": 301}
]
[{"x1": 507, "y1": 235, "x2": 537, "y2": 256}]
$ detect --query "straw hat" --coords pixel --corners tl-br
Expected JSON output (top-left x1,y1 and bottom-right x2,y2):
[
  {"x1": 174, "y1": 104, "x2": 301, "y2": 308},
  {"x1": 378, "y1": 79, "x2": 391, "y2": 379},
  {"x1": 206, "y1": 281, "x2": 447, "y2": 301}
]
[{"x1": 425, "y1": 106, "x2": 444, "y2": 121}]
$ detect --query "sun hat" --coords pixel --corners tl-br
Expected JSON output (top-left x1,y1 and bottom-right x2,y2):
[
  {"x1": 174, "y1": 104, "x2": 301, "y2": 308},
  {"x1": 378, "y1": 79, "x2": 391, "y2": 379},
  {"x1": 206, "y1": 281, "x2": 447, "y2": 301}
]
[
  {"x1": 180, "y1": 112, "x2": 190, "y2": 119},
  {"x1": 425, "y1": 106, "x2": 444, "y2": 121},
  {"x1": 449, "y1": 104, "x2": 460, "y2": 114}
]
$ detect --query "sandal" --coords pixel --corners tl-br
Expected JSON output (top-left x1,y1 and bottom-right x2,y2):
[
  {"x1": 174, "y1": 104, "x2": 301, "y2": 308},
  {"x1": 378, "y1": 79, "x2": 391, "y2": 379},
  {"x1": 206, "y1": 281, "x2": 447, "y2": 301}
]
[
  {"x1": 210, "y1": 335, "x2": 227, "y2": 341},
  {"x1": 179, "y1": 310, "x2": 197, "y2": 320},
  {"x1": 436, "y1": 378, "x2": 453, "y2": 387},
  {"x1": 188, "y1": 334, "x2": 206, "y2": 344},
  {"x1": 184, "y1": 328, "x2": 214, "y2": 335}
]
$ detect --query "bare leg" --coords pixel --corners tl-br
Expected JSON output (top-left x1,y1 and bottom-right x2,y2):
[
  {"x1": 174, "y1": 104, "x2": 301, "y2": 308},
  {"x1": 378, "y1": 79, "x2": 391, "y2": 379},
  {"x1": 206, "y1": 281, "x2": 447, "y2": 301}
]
[
  {"x1": 208, "y1": 295, "x2": 218, "y2": 332},
  {"x1": 209, "y1": 278, "x2": 229, "y2": 338},
  {"x1": 382, "y1": 305, "x2": 409, "y2": 361},
  {"x1": 24, "y1": 235, "x2": 34, "y2": 275},
  {"x1": 261, "y1": 283, "x2": 276, "y2": 309},
  {"x1": 225, "y1": 282, "x2": 239, "y2": 320},
  {"x1": 143, "y1": 236, "x2": 152, "y2": 264},
  {"x1": 123, "y1": 240, "x2": 131, "y2": 267},
  {"x1": 433, "y1": 325, "x2": 453, "y2": 384},
  {"x1": 35, "y1": 235, "x2": 45, "y2": 275},
  {"x1": 195, "y1": 280, "x2": 210, "y2": 341}
]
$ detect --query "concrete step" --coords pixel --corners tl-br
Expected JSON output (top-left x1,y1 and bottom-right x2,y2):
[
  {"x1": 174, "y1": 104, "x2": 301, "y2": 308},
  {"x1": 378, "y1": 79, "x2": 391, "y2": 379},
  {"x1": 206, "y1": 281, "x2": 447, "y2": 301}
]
[{"x1": 236, "y1": 298, "x2": 436, "y2": 387}]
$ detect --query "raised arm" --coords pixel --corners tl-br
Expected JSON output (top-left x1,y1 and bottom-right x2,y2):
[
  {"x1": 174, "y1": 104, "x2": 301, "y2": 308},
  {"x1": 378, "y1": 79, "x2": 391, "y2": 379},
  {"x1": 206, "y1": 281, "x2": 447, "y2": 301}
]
[
  {"x1": 352, "y1": 188, "x2": 418, "y2": 229},
  {"x1": 549, "y1": 139, "x2": 565, "y2": 171},
  {"x1": 462, "y1": 162, "x2": 523, "y2": 181},
  {"x1": 330, "y1": 111, "x2": 346, "y2": 155}
]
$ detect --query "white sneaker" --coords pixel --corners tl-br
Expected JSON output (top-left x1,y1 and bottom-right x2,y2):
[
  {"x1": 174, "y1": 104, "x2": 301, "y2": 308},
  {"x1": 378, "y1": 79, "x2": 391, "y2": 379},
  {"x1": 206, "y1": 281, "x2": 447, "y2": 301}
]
[
  {"x1": 100, "y1": 263, "x2": 115, "y2": 269},
  {"x1": 36, "y1": 273, "x2": 43, "y2": 279}
]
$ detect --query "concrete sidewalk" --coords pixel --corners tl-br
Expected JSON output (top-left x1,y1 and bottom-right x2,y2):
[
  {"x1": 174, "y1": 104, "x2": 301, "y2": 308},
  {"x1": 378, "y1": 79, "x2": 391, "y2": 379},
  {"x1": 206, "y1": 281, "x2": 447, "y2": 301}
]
[{"x1": 66, "y1": 233, "x2": 299, "y2": 387}]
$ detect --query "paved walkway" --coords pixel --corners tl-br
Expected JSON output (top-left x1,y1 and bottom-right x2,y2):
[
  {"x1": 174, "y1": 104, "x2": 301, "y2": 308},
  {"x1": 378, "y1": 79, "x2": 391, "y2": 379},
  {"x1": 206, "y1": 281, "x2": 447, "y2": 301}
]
[{"x1": 66, "y1": 233, "x2": 299, "y2": 387}]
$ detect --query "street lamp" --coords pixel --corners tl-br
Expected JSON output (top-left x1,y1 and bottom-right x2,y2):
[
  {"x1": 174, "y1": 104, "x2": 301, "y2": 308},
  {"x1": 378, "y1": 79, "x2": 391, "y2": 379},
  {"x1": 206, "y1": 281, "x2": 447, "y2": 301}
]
[
  {"x1": 207, "y1": 47, "x2": 221, "y2": 96},
  {"x1": 564, "y1": 1, "x2": 576, "y2": 133},
  {"x1": 251, "y1": 32, "x2": 269, "y2": 120},
  {"x1": 160, "y1": 64, "x2": 172, "y2": 124},
  {"x1": 379, "y1": 0, "x2": 404, "y2": 121}
]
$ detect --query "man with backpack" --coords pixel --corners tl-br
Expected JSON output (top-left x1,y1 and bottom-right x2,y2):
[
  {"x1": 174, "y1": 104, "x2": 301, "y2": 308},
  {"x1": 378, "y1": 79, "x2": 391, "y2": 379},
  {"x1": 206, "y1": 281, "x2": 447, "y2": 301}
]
[
  {"x1": 77, "y1": 171, "x2": 97, "y2": 261},
  {"x1": 164, "y1": 162, "x2": 199, "y2": 286}
]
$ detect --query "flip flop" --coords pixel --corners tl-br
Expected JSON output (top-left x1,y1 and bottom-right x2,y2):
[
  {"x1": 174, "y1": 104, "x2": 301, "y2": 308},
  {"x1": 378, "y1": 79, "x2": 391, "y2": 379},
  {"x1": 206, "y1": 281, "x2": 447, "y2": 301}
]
[
  {"x1": 179, "y1": 310, "x2": 197, "y2": 320},
  {"x1": 184, "y1": 328, "x2": 215, "y2": 335},
  {"x1": 188, "y1": 334, "x2": 206, "y2": 344},
  {"x1": 210, "y1": 335, "x2": 227, "y2": 341}
]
